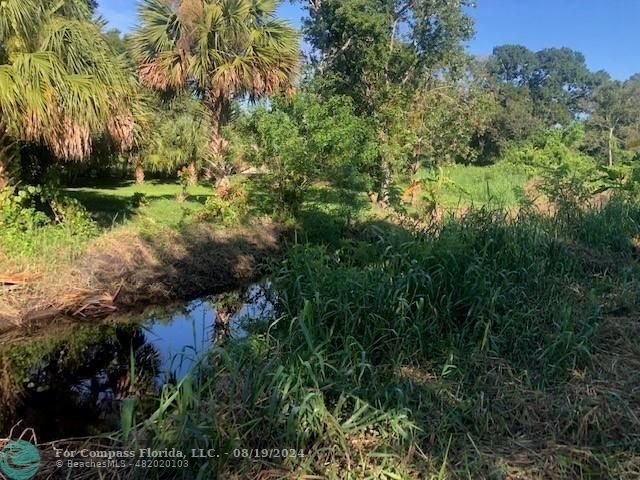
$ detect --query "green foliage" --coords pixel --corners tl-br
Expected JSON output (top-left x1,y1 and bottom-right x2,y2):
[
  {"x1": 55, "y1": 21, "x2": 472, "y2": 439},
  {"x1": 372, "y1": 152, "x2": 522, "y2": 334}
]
[
  {"x1": 475, "y1": 83, "x2": 543, "y2": 161},
  {"x1": 585, "y1": 76, "x2": 640, "y2": 165},
  {"x1": 303, "y1": 0, "x2": 474, "y2": 112},
  {"x1": 486, "y1": 44, "x2": 594, "y2": 126},
  {"x1": 0, "y1": 184, "x2": 97, "y2": 261},
  {"x1": 194, "y1": 186, "x2": 248, "y2": 226},
  {"x1": 132, "y1": 0, "x2": 299, "y2": 165},
  {"x1": 0, "y1": 185, "x2": 51, "y2": 231},
  {"x1": 242, "y1": 93, "x2": 377, "y2": 215},
  {"x1": 119, "y1": 198, "x2": 640, "y2": 478},
  {"x1": 403, "y1": 84, "x2": 496, "y2": 169},
  {"x1": 147, "y1": 106, "x2": 209, "y2": 175},
  {"x1": 506, "y1": 124, "x2": 593, "y2": 171},
  {"x1": 0, "y1": 0, "x2": 136, "y2": 163}
]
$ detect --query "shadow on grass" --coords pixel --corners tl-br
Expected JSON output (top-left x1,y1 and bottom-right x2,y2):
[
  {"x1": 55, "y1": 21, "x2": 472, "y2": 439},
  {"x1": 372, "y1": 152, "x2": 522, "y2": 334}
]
[
  {"x1": 66, "y1": 189, "x2": 138, "y2": 227},
  {"x1": 67, "y1": 190, "x2": 213, "y2": 228}
]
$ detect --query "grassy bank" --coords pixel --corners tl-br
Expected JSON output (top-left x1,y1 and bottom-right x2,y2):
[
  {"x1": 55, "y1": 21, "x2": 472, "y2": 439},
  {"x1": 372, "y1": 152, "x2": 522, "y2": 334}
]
[
  {"x1": 109, "y1": 197, "x2": 640, "y2": 479},
  {"x1": 0, "y1": 220, "x2": 282, "y2": 327}
]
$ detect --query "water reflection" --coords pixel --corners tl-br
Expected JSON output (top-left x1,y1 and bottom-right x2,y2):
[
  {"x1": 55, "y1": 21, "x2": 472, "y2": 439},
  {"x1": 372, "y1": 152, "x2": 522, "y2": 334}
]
[
  {"x1": 145, "y1": 299, "x2": 215, "y2": 383},
  {"x1": 17, "y1": 326, "x2": 160, "y2": 439},
  {"x1": 1, "y1": 284, "x2": 274, "y2": 440}
]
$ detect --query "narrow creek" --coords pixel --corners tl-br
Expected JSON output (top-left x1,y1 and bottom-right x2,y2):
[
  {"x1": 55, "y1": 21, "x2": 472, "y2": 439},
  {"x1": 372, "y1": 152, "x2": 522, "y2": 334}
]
[{"x1": 0, "y1": 284, "x2": 274, "y2": 441}]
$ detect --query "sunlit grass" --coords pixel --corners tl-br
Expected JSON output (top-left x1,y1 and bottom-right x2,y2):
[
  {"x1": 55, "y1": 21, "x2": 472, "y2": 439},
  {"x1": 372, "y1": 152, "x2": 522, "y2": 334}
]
[
  {"x1": 65, "y1": 178, "x2": 216, "y2": 228},
  {"x1": 439, "y1": 163, "x2": 530, "y2": 207}
]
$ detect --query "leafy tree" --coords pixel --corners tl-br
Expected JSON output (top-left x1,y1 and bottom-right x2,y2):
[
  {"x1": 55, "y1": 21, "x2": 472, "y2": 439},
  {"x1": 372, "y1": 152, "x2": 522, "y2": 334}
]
[
  {"x1": 133, "y1": 0, "x2": 299, "y2": 178},
  {"x1": 301, "y1": 0, "x2": 474, "y2": 201},
  {"x1": 488, "y1": 44, "x2": 538, "y2": 87},
  {"x1": 303, "y1": 0, "x2": 474, "y2": 112},
  {"x1": 477, "y1": 83, "x2": 542, "y2": 161},
  {"x1": 147, "y1": 101, "x2": 209, "y2": 186},
  {"x1": 531, "y1": 48, "x2": 593, "y2": 124},
  {"x1": 587, "y1": 77, "x2": 640, "y2": 166},
  {"x1": 243, "y1": 93, "x2": 377, "y2": 214},
  {"x1": 487, "y1": 45, "x2": 595, "y2": 127},
  {"x1": 404, "y1": 83, "x2": 495, "y2": 170}
]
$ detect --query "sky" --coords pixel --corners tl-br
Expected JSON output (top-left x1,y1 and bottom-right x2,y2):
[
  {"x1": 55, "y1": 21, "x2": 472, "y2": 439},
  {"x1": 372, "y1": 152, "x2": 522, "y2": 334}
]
[{"x1": 97, "y1": 0, "x2": 640, "y2": 80}]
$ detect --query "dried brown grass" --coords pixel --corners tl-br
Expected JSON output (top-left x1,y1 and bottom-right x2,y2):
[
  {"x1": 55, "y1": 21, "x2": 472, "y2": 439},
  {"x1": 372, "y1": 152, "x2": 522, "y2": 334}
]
[
  {"x1": 0, "y1": 220, "x2": 283, "y2": 329},
  {"x1": 451, "y1": 315, "x2": 640, "y2": 479}
]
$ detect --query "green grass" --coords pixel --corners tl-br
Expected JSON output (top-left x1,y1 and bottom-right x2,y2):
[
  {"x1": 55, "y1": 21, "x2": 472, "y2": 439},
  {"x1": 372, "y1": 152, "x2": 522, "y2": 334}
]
[
  {"x1": 65, "y1": 178, "x2": 216, "y2": 229},
  {"x1": 112, "y1": 197, "x2": 640, "y2": 479},
  {"x1": 439, "y1": 163, "x2": 530, "y2": 208}
]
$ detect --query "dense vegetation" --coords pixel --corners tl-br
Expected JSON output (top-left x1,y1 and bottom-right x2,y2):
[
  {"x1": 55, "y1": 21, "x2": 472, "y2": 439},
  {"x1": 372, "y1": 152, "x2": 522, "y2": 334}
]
[{"x1": 1, "y1": 0, "x2": 640, "y2": 479}]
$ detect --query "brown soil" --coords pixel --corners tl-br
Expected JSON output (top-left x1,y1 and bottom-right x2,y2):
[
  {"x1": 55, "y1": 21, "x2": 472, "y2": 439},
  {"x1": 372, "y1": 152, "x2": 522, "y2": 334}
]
[{"x1": 0, "y1": 220, "x2": 283, "y2": 330}]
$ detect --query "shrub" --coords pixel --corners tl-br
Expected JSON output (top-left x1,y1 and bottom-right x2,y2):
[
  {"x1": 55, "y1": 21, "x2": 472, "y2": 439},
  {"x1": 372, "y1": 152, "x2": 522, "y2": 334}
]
[
  {"x1": 0, "y1": 185, "x2": 97, "y2": 261},
  {"x1": 194, "y1": 185, "x2": 248, "y2": 226}
]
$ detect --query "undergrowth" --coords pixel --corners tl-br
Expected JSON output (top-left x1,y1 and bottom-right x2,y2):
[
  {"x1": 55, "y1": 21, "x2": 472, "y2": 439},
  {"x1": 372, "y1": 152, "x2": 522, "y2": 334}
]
[
  {"x1": 116, "y1": 197, "x2": 640, "y2": 479},
  {"x1": 0, "y1": 185, "x2": 98, "y2": 271}
]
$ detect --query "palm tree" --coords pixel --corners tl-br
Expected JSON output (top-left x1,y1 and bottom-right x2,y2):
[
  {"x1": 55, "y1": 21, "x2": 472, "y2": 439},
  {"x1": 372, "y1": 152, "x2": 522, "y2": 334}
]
[
  {"x1": 133, "y1": 0, "x2": 299, "y2": 179},
  {"x1": 0, "y1": 0, "x2": 138, "y2": 186}
]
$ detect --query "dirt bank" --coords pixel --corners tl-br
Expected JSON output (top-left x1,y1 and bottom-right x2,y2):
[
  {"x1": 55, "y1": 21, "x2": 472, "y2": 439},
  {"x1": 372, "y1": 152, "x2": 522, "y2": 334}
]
[{"x1": 0, "y1": 220, "x2": 284, "y2": 329}]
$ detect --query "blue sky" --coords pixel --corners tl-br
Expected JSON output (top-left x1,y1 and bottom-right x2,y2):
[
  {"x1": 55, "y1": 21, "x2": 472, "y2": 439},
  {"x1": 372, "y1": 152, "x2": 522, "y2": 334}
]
[{"x1": 98, "y1": 0, "x2": 639, "y2": 80}]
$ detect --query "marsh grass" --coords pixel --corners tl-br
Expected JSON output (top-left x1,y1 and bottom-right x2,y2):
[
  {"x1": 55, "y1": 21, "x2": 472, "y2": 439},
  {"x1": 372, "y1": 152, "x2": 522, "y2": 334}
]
[{"x1": 110, "y1": 197, "x2": 640, "y2": 479}]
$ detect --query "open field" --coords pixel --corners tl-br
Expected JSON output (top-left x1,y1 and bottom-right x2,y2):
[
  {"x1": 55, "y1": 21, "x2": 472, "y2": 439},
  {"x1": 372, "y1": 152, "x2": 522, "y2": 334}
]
[{"x1": 65, "y1": 179, "x2": 216, "y2": 228}]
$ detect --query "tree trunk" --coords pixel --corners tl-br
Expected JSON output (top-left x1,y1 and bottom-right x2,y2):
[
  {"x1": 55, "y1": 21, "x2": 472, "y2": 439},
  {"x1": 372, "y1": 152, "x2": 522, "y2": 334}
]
[
  {"x1": 186, "y1": 161, "x2": 198, "y2": 186},
  {"x1": 204, "y1": 92, "x2": 230, "y2": 178},
  {"x1": 380, "y1": 157, "x2": 392, "y2": 206},
  {"x1": 377, "y1": 128, "x2": 392, "y2": 206},
  {"x1": 0, "y1": 156, "x2": 9, "y2": 191},
  {"x1": 135, "y1": 157, "x2": 145, "y2": 185},
  {"x1": 0, "y1": 124, "x2": 12, "y2": 190},
  {"x1": 608, "y1": 127, "x2": 615, "y2": 167}
]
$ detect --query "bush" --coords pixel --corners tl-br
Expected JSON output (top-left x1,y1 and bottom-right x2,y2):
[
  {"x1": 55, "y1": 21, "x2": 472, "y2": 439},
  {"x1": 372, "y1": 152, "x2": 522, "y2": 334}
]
[
  {"x1": 194, "y1": 186, "x2": 248, "y2": 226},
  {"x1": 240, "y1": 93, "x2": 377, "y2": 216},
  {"x1": 0, "y1": 185, "x2": 97, "y2": 261}
]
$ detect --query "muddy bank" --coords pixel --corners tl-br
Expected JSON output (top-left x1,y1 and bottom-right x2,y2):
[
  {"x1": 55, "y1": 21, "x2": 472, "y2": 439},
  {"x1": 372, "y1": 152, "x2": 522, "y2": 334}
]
[{"x1": 0, "y1": 220, "x2": 283, "y2": 329}]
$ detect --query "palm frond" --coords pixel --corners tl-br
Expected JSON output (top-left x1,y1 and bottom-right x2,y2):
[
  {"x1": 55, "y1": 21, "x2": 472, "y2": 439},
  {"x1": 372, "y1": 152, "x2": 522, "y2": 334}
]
[
  {"x1": 134, "y1": 0, "x2": 299, "y2": 99},
  {"x1": 0, "y1": 0, "x2": 42, "y2": 44}
]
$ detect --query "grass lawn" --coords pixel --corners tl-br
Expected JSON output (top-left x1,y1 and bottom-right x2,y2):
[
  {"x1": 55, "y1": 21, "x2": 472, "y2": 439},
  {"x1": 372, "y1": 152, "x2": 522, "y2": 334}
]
[
  {"x1": 65, "y1": 178, "x2": 216, "y2": 229},
  {"x1": 65, "y1": 163, "x2": 530, "y2": 233}
]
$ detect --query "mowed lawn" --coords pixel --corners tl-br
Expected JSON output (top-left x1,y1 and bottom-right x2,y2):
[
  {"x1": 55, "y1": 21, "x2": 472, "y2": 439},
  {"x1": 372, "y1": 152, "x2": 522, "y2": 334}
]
[
  {"x1": 65, "y1": 179, "x2": 216, "y2": 228},
  {"x1": 65, "y1": 164, "x2": 531, "y2": 232}
]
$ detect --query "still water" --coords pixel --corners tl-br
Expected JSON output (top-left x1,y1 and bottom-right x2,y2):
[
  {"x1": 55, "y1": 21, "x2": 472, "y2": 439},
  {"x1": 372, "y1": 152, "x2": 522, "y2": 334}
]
[{"x1": 4, "y1": 284, "x2": 274, "y2": 440}]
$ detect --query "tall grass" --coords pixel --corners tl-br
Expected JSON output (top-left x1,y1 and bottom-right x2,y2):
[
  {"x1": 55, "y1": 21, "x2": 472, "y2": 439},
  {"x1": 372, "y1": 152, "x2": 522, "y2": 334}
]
[{"x1": 115, "y1": 198, "x2": 640, "y2": 479}]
